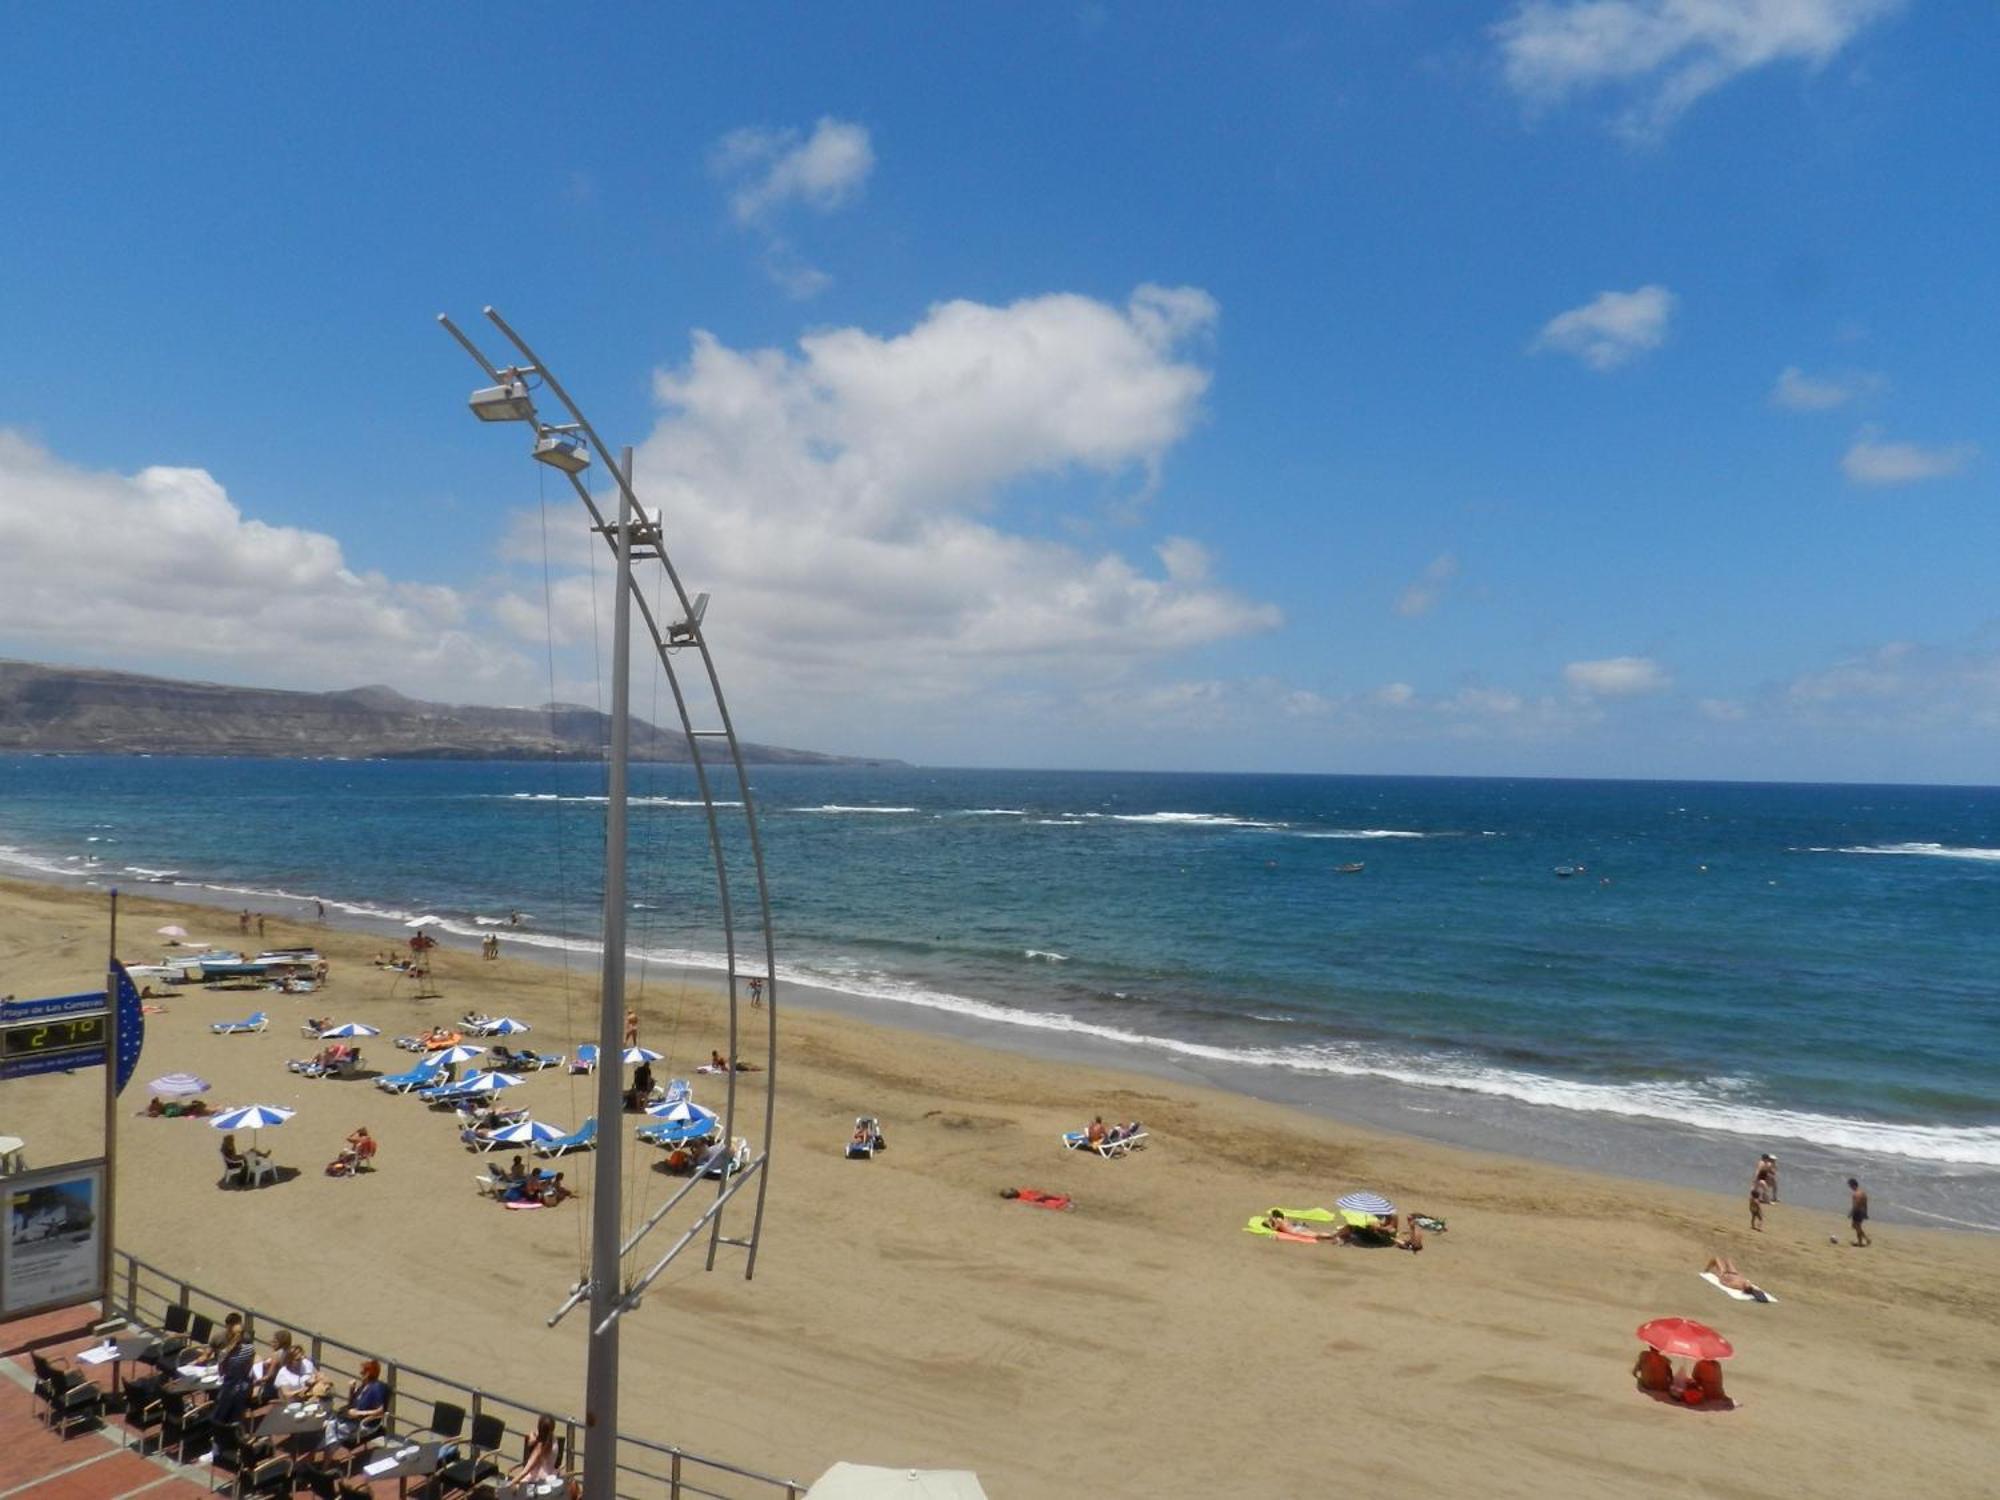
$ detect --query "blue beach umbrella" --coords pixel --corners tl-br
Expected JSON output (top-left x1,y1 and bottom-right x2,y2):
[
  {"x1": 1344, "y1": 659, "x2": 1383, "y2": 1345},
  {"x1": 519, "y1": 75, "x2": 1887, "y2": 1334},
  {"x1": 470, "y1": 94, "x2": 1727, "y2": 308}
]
[
  {"x1": 486, "y1": 1119, "x2": 569, "y2": 1145},
  {"x1": 643, "y1": 1100, "x2": 719, "y2": 1145},
  {"x1": 210, "y1": 1105, "x2": 296, "y2": 1131},
  {"x1": 316, "y1": 1022, "x2": 381, "y2": 1039},
  {"x1": 487, "y1": 1018, "x2": 531, "y2": 1036},
  {"x1": 1335, "y1": 1191, "x2": 1396, "y2": 1216},
  {"x1": 621, "y1": 1046, "x2": 662, "y2": 1065},
  {"x1": 428, "y1": 1044, "x2": 486, "y2": 1068},
  {"x1": 452, "y1": 1071, "x2": 524, "y2": 1095}
]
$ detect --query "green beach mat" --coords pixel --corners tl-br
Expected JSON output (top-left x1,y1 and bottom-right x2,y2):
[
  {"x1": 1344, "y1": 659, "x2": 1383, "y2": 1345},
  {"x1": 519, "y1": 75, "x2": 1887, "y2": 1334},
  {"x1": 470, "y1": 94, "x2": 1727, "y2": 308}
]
[{"x1": 1243, "y1": 1207, "x2": 1338, "y2": 1237}]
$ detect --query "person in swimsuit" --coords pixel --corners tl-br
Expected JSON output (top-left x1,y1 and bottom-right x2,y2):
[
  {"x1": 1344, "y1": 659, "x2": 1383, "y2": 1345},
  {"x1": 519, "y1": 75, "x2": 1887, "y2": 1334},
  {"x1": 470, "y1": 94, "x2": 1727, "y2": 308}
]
[
  {"x1": 1749, "y1": 1174, "x2": 1769, "y2": 1231},
  {"x1": 1263, "y1": 1210, "x2": 1338, "y2": 1241},
  {"x1": 1684, "y1": 1357, "x2": 1727, "y2": 1404},
  {"x1": 1704, "y1": 1255, "x2": 1768, "y2": 1299},
  {"x1": 1755, "y1": 1153, "x2": 1779, "y2": 1202},
  {"x1": 1848, "y1": 1178, "x2": 1870, "y2": 1246}
]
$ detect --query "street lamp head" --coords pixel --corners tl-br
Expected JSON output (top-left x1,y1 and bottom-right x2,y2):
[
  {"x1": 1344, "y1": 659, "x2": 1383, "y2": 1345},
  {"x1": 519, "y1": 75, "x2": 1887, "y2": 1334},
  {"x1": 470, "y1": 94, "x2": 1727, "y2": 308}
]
[
  {"x1": 531, "y1": 431, "x2": 591, "y2": 473},
  {"x1": 469, "y1": 378, "x2": 537, "y2": 423}
]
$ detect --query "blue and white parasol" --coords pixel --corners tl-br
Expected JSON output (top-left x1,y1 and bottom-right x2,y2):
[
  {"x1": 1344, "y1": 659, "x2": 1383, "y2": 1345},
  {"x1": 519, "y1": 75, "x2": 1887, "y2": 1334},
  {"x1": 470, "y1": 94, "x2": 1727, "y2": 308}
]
[
  {"x1": 316, "y1": 1022, "x2": 381, "y2": 1039},
  {"x1": 451, "y1": 1070, "x2": 524, "y2": 1094},
  {"x1": 1335, "y1": 1191, "x2": 1396, "y2": 1216},
  {"x1": 210, "y1": 1105, "x2": 296, "y2": 1132},
  {"x1": 487, "y1": 1018, "x2": 531, "y2": 1036},
  {"x1": 485, "y1": 1118, "x2": 569, "y2": 1145},
  {"x1": 620, "y1": 1046, "x2": 662, "y2": 1065},
  {"x1": 427, "y1": 1044, "x2": 486, "y2": 1068},
  {"x1": 643, "y1": 1099, "x2": 719, "y2": 1145}
]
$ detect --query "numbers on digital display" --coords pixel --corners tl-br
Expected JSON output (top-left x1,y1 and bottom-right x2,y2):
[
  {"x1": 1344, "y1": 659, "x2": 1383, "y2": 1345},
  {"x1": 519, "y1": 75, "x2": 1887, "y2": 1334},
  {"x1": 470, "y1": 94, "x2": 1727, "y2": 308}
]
[{"x1": 1, "y1": 1014, "x2": 107, "y2": 1058}]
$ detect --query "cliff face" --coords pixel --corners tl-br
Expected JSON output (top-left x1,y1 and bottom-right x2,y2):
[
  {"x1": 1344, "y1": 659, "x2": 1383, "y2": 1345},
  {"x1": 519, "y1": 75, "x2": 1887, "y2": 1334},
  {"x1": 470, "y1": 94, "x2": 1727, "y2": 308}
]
[{"x1": 0, "y1": 661, "x2": 892, "y2": 765}]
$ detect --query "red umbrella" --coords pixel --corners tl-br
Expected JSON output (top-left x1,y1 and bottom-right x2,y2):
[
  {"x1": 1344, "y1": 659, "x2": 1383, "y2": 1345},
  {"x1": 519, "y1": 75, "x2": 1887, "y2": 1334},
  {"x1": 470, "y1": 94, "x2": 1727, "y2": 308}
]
[{"x1": 1636, "y1": 1318, "x2": 1733, "y2": 1360}]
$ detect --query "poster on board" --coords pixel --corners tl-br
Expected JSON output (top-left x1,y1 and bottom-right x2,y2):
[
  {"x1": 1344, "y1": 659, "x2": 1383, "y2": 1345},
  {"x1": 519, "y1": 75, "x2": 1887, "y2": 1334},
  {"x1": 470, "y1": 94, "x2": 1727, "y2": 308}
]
[{"x1": 2, "y1": 1161, "x2": 106, "y2": 1317}]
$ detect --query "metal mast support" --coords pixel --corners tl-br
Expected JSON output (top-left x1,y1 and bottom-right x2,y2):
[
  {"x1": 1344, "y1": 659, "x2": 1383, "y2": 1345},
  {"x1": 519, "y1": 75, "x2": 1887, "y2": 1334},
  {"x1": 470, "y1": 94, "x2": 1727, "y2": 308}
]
[
  {"x1": 582, "y1": 451, "x2": 635, "y2": 1499},
  {"x1": 101, "y1": 888, "x2": 119, "y2": 1324},
  {"x1": 439, "y1": 310, "x2": 781, "y2": 1495}
]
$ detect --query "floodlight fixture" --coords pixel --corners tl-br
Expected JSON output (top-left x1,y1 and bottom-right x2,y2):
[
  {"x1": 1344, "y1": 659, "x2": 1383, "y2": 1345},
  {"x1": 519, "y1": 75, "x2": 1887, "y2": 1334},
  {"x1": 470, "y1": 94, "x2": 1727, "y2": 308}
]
[
  {"x1": 532, "y1": 429, "x2": 591, "y2": 473},
  {"x1": 469, "y1": 377, "x2": 537, "y2": 422}
]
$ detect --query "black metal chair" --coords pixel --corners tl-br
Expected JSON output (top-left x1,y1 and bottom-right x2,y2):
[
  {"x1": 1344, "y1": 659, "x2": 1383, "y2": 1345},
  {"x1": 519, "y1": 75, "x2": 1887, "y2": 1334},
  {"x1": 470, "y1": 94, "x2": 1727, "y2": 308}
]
[
  {"x1": 142, "y1": 1302, "x2": 194, "y2": 1370},
  {"x1": 29, "y1": 1351, "x2": 103, "y2": 1437},
  {"x1": 425, "y1": 1411, "x2": 505, "y2": 1498},
  {"x1": 407, "y1": 1398, "x2": 467, "y2": 1447},
  {"x1": 161, "y1": 1387, "x2": 214, "y2": 1461}
]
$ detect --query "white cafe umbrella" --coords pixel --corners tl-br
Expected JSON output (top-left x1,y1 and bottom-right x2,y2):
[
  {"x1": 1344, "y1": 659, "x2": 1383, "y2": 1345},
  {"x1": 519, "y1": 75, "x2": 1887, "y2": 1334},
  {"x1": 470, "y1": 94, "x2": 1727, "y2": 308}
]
[
  {"x1": 149, "y1": 1072, "x2": 211, "y2": 1097},
  {"x1": 806, "y1": 1464, "x2": 988, "y2": 1499}
]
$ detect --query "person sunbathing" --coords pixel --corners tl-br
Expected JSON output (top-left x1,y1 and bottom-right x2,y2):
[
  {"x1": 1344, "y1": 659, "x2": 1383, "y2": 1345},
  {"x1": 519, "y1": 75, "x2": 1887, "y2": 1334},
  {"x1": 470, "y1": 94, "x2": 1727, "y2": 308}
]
[
  {"x1": 1085, "y1": 1116, "x2": 1108, "y2": 1147},
  {"x1": 1264, "y1": 1210, "x2": 1339, "y2": 1241},
  {"x1": 710, "y1": 1050, "x2": 730, "y2": 1071},
  {"x1": 852, "y1": 1123, "x2": 875, "y2": 1147},
  {"x1": 1632, "y1": 1346, "x2": 1673, "y2": 1393},
  {"x1": 1704, "y1": 1255, "x2": 1767, "y2": 1299}
]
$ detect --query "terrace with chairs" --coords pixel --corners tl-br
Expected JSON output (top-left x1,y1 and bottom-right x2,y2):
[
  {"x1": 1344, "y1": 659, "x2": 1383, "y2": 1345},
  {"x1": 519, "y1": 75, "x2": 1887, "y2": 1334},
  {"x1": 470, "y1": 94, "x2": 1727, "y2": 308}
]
[{"x1": 4, "y1": 1249, "x2": 803, "y2": 1499}]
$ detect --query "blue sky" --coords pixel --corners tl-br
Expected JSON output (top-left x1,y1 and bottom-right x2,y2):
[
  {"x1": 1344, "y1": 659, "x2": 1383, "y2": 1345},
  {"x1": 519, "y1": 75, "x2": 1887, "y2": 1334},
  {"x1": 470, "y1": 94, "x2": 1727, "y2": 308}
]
[{"x1": 1, "y1": 3, "x2": 1994, "y2": 781}]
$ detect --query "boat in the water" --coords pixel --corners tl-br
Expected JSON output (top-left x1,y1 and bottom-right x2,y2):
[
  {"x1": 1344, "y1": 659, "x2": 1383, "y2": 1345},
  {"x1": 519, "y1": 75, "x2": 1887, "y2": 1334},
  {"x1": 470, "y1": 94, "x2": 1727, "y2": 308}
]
[
  {"x1": 1336, "y1": 862, "x2": 1365, "y2": 874},
  {"x1": 1553, "y1": 865, "x2": 1582, "y2": 878}
]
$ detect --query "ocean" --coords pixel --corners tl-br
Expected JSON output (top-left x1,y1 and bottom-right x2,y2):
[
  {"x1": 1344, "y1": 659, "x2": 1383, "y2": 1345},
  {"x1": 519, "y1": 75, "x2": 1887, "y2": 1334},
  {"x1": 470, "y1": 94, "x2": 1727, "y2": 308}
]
[{"x1": 3, "y1": 754, "x2": 1996, "y2": 1226}]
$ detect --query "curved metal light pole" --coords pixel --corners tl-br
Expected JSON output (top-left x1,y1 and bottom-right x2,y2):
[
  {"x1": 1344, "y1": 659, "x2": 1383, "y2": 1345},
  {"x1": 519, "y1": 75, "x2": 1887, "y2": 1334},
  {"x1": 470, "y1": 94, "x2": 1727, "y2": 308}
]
[{"x1": 438, "y1": 309, "x2": 779, "y2": 1500}]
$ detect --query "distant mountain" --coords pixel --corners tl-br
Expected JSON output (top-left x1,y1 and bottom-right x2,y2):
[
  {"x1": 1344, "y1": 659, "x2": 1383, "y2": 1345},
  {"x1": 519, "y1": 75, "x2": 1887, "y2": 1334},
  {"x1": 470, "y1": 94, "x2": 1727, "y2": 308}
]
[{"x1": 0, "y1": 660, "x2": 897, "y2": 766}]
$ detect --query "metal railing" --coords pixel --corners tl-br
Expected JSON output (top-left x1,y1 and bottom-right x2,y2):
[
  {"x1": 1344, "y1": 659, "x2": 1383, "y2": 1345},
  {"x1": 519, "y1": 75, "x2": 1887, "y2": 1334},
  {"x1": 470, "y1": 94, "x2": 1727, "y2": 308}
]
[{"x1": 111, "y1": 1249, "x2": 803, "y2": 1500}]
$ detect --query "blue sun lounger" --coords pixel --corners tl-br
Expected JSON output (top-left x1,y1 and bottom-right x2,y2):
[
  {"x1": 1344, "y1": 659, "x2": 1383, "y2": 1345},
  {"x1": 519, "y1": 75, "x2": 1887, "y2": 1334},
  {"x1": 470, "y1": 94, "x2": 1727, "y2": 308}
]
[
  {"x1": 211, "y1": 1011, "x2": 268, "y2": 1035},
  {"x1": 537, "y1": 1116, "x2": 597, "y2": 1157},
  {"x1": 568, "y1": 1045, "x2": 599, "y2": 1075},
  {"x1": 376, "y1": 1058, "x2": 448, "y2": 1093}
]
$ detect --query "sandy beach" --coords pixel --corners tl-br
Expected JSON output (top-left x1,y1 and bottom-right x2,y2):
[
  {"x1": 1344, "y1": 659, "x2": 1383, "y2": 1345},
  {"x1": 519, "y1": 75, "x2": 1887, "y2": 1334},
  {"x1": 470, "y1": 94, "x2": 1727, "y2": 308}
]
[{"x1": 3, "y1": 873, "x2": 1996, "y2": 1497}]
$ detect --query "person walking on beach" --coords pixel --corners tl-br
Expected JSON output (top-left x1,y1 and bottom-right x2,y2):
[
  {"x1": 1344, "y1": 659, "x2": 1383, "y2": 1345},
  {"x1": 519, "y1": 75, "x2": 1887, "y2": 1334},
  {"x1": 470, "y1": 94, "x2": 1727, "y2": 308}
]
[
  {"x1": 1848, "y1": 1178, "x2": 1871, "y2": 1246},
  {"x1": 749, "y1": 976, "x2": 763, "y2": 1009},
  {"x1": 482, "y1": 933, "x2": 499, "y2": 961},
  {"x1": 238, "y1": 908, "x2": 250, "y2": 935},
  {"x1": 256, "y1": 912, "x2": 267, "y2": 938},
  {"x1": 1755, "y1": 1153, "x2": 1779, "y2": 1202},
  {"x1": 315, "y1": 898, "x2": 326, "y2": 924},
  {"x1": 624, "y1": 1007, "x2": 639, "y2": 1048},
  {"x1": 1749, "y1": 1173, "x2": 1769, "y2": 1232}
]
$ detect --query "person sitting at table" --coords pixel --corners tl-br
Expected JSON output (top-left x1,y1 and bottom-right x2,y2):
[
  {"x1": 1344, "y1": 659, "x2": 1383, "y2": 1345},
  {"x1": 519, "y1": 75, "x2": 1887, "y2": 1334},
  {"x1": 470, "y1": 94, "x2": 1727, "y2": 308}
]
[
  {"x1": 269, "y1": 1344, "x2": 317, "y2": 1400},
  {"x1": 507, "y1": 1413, "x2": 567, "y2": 1488},
  {"x1": 326, "y1": 1359, "x2": 388, "y2": 1448}
]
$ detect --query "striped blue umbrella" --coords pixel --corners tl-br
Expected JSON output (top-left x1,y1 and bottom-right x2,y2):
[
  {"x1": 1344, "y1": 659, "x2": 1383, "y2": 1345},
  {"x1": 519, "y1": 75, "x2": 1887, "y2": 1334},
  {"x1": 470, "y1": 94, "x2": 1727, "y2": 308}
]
[
  {"x1": 427, "y1": 1043, "x2": 486, "y2": 1067},
  {"x1": 1335, "y1": 1191, "x2": 1396, "y2": 1216},
  {"x1": 487, "y1": 1017, "x2": 531, "y2": 1035},
  {"x1": 316, "y1": 1022, "x2": 381, "y2": 1039},
  {"x1": 209, "y1": 1105, "x2": 296, "y2": 1132},
  {"x1": 451, "y1": 1070, "x2": 524, "y2": 1094},
  {"x1": 621, "y1": 1046, "x2": 663, "y2": 1065},
  {"x1": 642, "y1": 1100, "x2": 719, "y2": 1145},
  {"x1": 485, "y1": 1118, "x2": 569, "y2": 1145}
]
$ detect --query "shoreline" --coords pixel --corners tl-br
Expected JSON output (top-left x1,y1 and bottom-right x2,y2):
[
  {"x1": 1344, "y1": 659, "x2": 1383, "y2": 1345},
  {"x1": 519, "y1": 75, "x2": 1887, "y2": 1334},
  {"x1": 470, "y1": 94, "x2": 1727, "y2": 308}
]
[
  {"x1": 5, "y1": 873, "x2": 1999, "y2": 1495},
  {"x1": 7, "y1": 854, "x2": 1994, "y2": 1233}
]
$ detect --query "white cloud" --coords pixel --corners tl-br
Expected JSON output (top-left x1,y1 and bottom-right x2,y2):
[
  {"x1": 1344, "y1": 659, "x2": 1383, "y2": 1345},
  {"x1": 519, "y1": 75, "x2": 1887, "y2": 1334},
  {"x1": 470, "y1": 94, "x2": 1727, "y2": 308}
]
[
  {"x1": 714, "y1": 117, "x2": 875, "y2": 225},
  {"x1": 1532, "y1": 285, "x2": 1673, "y2": 370},
  {"x1": 1842, "y1": 432, "x2": 1977, "y2": 486},
  {"x1": 0, "y1": 431, "x2": 525, "y2": 696},
  {"x1": 1699, "y1": 696, "x2": 1748, "y2": 721},
  {"x1": 1565, "y1": 655, "x2": 1671, "y2": 696},
  {"x1": 506, "y1": 286, "x2": 1276, "y2": 721},
  {"x1": 1395, "y1": 552, "x2": 1460, "y2": 617},
  {"x1": 1494, "y1": 0, "x2": 1905, "y2": 137},
  {"x1": 1782, "y1": 640, "x2": 2000, "y2": 732},
  {"x1": 1771, "y1": 365, "x2": 1880, "y2": 411},
  {"x1": 1374, "y1": 681, "x2": 1417, "y2": 707}
]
